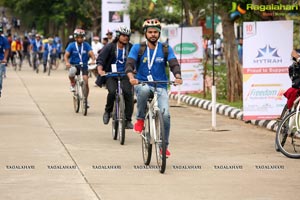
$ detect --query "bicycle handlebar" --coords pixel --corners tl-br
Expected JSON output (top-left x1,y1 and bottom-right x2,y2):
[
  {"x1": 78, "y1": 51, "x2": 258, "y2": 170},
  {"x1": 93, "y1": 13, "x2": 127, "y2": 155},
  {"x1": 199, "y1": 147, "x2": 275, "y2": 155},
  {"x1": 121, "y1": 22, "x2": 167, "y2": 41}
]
[
  {"x1": 138, "y1": 80, "x2": 176, "y2": 85},
  {"x1": 102, "y1": 72, "x2": 127, "y2": 76}
]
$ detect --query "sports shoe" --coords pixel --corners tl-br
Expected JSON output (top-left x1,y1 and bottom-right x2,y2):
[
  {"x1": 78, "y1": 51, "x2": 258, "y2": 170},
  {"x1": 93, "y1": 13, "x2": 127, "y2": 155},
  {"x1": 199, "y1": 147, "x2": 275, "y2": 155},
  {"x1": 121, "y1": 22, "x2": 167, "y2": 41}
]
[
  {"x1": 125, "y1": 121, "x2": 133, "y2": 129},
  {"x1": 160, "y1": 148, "x2": 171, "y2": 158},
  {"x1": 134, "y1": 119, "x2": 144, "y2": 134},
  {"x1": 103, "y1": 112, "x2": 111, "y2": 124},
  {"x1": 70, "y1": 86, "x2": 75, "y2": 92}
]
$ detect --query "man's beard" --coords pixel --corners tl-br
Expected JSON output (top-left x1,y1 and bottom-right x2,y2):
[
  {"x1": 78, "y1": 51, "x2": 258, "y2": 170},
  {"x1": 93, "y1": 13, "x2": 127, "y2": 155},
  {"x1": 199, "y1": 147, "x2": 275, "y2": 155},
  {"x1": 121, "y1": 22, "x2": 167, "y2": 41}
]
[{"x1": 146, "y1": 36, "x2": 159, "y2": 45}]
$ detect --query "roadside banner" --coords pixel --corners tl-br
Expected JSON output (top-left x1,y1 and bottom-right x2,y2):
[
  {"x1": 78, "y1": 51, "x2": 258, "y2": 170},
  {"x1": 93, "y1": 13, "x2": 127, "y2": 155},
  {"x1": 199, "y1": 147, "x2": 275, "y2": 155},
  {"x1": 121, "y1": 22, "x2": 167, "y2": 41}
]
[
  {"x1": 243, "y1": 20, "x2": 293, "y2": 120},
  {"x1": 101, "y1": 0, "x2": 130, "y2": 38},
  {"x1": 168, "y1": 27, "x2": 203, "y2": 93}
]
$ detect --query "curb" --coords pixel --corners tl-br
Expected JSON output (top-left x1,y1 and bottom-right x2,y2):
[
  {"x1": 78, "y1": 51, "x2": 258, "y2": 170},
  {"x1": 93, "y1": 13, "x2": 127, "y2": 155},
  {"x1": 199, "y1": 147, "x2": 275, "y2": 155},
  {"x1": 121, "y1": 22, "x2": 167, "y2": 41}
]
[{"x1": 169, "y1": 93, "x2": 278, "y2": 132}]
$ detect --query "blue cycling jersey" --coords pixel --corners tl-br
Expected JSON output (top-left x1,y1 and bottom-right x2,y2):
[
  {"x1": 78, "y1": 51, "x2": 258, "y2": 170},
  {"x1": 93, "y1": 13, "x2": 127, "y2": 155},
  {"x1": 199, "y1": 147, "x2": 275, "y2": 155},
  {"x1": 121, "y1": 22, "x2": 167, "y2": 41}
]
[
  {"x1": 0, "y1": 36, "x2": 9, "y2": 60},
  {"x1": 65, "y1": 41, "x2": 92, "y2": 69},
  {"x1": 128, "y1": 42, "x2": 177, "y2": 88}
]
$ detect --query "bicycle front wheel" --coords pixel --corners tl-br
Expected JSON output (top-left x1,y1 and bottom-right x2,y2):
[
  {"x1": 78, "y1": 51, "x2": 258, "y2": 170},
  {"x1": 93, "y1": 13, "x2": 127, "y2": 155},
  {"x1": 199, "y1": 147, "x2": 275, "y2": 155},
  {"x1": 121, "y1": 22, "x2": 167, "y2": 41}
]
[
  {"x1": 112, "y1": 100, "x2": 118, "y2": 140},
  {"x1": 118, "y1": 95, "x2": 126, "y2": 145},
  {"x1": 142, "y1": 112, "x2": 152, "y2": 165},
  {"x1": 275, "y1": 104, "x2": 289, "y2": 152},
  {"x1": 276, "y1": 111, "x2": 300, "y2": 158},
  {"x1": 73, "y1": 83, "x2": 80, "y2": 113},
  {"x1": 154, "y1": 110, "x2": 166, "y2": 173},
  {"x1": 81, "y1": 81, "x2": 88, "y2": 116},
  {"x1": 48, "y1": 61, "x2": 52, "y2": 76}
]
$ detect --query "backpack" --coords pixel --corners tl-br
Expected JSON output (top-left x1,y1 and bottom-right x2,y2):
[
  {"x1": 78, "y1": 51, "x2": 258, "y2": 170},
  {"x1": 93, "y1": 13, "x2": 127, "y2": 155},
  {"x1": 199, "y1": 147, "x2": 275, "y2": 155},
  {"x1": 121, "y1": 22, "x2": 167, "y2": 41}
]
[{"x1": 136, "y1": 41, "x2": 169, "y2": 70}]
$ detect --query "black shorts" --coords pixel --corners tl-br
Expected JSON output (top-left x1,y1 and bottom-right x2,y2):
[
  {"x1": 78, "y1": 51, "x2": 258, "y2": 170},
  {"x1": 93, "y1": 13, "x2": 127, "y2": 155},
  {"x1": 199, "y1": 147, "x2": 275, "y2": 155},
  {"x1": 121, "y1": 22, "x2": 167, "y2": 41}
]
[{"x1": 74, "y1": 65, "x2": 89, "y2": 76}]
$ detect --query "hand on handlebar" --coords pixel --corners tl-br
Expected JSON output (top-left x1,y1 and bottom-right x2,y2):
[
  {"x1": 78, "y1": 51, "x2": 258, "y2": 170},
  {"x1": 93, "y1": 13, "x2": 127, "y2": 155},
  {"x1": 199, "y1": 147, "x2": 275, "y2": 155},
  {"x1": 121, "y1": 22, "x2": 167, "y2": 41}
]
[
  {"x1": 98, "y1": 69, "x2": 106, "y2": 76},
  {"x1": 129, "y1": 78, "x2": 139, "y2": 85},
  {"x1": 66, "y1": 62, "x2": 71, "y2": 68},
  {"x1": 174, "y1": 78, "x2": 183, "y2": 85}
]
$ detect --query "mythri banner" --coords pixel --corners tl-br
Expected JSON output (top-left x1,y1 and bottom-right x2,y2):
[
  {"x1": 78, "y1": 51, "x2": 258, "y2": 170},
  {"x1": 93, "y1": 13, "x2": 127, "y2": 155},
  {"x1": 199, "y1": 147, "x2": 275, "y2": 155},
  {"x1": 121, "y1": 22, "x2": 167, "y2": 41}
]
[
  {"x1": 243, "y1": 20, "x2": 293, "y2": 120},
  {"x1": 101, "y1": 0, "x2": 130, "y2": 38},
  {"x1": 168, "y1": 27, "x2": 203, "y2": 93}
]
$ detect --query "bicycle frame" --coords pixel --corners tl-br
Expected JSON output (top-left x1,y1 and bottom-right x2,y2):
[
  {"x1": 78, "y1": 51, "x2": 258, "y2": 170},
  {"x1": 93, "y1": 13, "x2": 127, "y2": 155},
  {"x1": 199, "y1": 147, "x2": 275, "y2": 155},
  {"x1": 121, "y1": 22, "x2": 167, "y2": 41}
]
[{"x1": 146, "y1": 89, "x2": 159, "y2": 145}]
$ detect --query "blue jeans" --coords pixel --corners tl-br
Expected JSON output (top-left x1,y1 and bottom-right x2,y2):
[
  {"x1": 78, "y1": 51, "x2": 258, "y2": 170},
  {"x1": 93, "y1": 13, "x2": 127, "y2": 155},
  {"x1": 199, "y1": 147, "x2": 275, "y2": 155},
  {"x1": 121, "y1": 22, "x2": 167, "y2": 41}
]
[
  {"x1": 0, "y1": 63, "x2": 6, "y2": 92},
  {"x1": 135, "y1": 84, "x2": 171, "y2": 146}
]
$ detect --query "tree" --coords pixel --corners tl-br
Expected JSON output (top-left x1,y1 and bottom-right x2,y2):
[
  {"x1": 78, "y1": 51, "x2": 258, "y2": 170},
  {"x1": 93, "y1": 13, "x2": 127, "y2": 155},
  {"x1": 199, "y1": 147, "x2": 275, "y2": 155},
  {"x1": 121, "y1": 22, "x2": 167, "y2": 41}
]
[{"x1": 0, "y1": 0, "x2": 101, "y2": 44}]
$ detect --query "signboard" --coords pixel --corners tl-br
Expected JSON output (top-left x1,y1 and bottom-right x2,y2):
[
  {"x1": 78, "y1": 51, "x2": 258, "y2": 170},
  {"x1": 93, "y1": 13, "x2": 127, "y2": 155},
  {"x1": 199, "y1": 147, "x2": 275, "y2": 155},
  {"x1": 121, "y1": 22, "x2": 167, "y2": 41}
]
[
  {"x1": 243, "y1": 20, "x2": 293, "y2": 120},
  {"x1": 168, "y1": 27, "x2": 203, "y2": 93},
  {"x1": 101, "y1": 0, "x2": 130, "y2": 38}
]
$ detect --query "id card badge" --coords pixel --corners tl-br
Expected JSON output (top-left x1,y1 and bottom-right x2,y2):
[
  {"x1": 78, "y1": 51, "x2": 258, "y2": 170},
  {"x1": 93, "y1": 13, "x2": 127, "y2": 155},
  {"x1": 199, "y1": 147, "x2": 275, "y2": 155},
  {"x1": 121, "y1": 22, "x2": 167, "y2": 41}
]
[
  {"x1": 111, "y1": 64, "x2": 117, "y2": 72},
  {"x1": 79, "y1": 62, "x2": 83, "y2": 65},
  {"x1": 147, "y1": 75, "x2": 153, "y2": 81}
]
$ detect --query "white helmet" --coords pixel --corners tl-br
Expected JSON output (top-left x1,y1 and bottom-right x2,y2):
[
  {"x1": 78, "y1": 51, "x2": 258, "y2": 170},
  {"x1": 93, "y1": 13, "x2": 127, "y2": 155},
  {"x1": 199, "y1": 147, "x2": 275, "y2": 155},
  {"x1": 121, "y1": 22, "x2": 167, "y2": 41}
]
[{"x1": 116, "y1": 25, "x2": 131, "y2": 37}]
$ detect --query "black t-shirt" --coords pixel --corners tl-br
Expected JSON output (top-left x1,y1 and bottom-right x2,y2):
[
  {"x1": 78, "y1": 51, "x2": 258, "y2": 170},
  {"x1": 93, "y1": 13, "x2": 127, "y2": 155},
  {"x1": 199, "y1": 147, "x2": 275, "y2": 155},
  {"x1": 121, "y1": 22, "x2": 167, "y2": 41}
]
[{"x1": 23, "y1": 40, "x2": 30, "y2": 53}]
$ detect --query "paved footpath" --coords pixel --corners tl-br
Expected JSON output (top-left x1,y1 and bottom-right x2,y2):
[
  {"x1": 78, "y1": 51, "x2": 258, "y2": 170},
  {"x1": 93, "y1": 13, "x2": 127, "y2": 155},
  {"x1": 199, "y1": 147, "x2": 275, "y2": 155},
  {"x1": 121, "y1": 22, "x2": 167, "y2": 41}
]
[{"x1": 0, "y1": 64, "x2": 299, "y2": 200}]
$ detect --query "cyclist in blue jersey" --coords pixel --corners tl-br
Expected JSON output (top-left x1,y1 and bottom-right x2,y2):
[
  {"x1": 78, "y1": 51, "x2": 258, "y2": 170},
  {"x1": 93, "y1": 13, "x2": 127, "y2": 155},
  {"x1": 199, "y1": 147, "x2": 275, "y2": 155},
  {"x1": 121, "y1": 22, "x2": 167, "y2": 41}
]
[
  {"x1": 64, "y1": 29, "x2": 96, "y2": 102},
  {"x1": 31, "y1": 34, "x2": 43, "y2": 72},
  {"x1": 42, "y1": 37, "x2": 56, "y2": 73},
  {"x1": 97, "y1": 25, "x2": 133, "y2": 129},
  {"x1": 0, "y1": 24, "x2": 9, "y2": 97},
  {"x1": 125, "y1": 19, "x2": 183, "y2": 157}
]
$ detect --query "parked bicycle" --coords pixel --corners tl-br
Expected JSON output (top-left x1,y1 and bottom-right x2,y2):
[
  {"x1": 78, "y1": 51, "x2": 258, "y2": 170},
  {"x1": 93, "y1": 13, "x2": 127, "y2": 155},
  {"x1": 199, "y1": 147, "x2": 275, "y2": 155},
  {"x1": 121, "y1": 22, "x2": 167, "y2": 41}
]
[
  {"x1": 140, "y1": 80, "x2": 175, "y2": 174},
  {"x1": 72, "y1": 63, "x2": 95, "y2": 116}
]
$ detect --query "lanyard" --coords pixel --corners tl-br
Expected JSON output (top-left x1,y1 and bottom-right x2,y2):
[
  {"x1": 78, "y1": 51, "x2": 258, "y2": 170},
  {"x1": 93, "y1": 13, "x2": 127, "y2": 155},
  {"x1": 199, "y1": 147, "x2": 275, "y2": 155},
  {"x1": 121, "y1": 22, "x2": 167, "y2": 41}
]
[
  {"x1": 36, "y1": 39, "x2": 41, "y2": 49},
  {"x1": 116, "y1": 47, "x2": 125, "y2": 64},
  {"x1": 146, "y1": 41, "x2": 158, "y2": 73},
  {"x1": 75, "y1": 42, "x2": 84, "y2": 63}
]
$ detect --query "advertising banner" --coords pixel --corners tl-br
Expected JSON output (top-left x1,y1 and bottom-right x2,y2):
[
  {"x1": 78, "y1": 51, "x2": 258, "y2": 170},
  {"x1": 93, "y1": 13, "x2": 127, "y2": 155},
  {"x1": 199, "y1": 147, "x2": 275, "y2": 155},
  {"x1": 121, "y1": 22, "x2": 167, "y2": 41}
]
[
  {"x1": 101, "y1": 0, "x2": 130, "y2": 38},
  {"x1": 168, "y1": 27, "x2": 203, "y2": 93},
  {"x1": 243, "y1": 20, "x2": 293, "y2": 120}
]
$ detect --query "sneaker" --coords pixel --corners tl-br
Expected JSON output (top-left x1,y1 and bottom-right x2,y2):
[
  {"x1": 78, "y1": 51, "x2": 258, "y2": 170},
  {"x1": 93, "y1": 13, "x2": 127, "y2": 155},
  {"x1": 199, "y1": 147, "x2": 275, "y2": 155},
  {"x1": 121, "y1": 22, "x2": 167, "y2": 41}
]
[
  {"x1": 125, "y1": 121, "x2": 133, "y2": 129},
  {"x1": 70, "y1": 86, "x2": 75, "y2": 92},
  {"x1": 103, "y1": 112, "x2": 111, "y2": 124},
  {"x1": 134, "y1": 119, "x2": 144, "y2": 134},
  {"x1": 160, "y1": 148, "x2": 171, "y2": 158}
]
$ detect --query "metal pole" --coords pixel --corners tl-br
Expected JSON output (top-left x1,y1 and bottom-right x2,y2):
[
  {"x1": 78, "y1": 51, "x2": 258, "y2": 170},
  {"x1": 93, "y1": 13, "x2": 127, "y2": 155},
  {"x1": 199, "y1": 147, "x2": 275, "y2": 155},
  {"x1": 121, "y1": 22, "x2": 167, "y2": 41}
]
[
  {"x1": 177, "y1": 0, "x2": 184, "y2": 105},
  {"x1": 211, "y1": 0, "x2": 217, "y2": 131}
]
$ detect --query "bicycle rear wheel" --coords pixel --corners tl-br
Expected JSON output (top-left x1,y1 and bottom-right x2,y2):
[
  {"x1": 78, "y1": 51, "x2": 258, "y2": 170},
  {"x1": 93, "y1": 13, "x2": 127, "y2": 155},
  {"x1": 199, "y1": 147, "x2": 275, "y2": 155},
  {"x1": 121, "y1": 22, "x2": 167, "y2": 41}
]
[
  {"x1": 81, "y1": 81, "x2": 88, "y2": 116},
  {"x1": 276, "y1": 111, "x2": 300, "y2": 158},
  {"x1": 154, "y1": 110, "x2": 166, "y2": 173},
  {"x1": 73, "y1": 83, "x2": 80, "y2": 113},
  {"x1": 112, "y1": 100, "x2": 118, "y2": 140},
  {"x1": 142, "y1": 112, "x2": 152, "y2": 165},
  {"x1": 118, "y1": 95, "x2": 126, "y2": 145}
]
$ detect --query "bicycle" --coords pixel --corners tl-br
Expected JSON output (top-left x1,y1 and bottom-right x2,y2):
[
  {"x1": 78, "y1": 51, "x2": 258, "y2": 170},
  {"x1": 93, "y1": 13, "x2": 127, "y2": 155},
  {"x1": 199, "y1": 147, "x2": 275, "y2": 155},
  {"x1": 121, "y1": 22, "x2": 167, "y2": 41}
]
[
  {"x1": 48, "y1": 54, "x2": 56, "y2": 76},
  {"x1": 139, "y1": 81, "x2": 175, "y2": 174},
  {"x1": 13, "y1": 51, "x2": 22, "y2": 71},
  {"x1": 33, "y1": 52, "x2": 41, "y2": 73},
  {"x1": 276, "y1": 96, "x2": 300, "y2": 158},
  {"x1": 103, "y1": 72, "x2": 127, "y2": 145},
  {"x1": 275, "y1": 89, "x2": 300, "y2": 152},
  {"x1": 72, "y1": 63, "x2": 94, "y2": 116}
]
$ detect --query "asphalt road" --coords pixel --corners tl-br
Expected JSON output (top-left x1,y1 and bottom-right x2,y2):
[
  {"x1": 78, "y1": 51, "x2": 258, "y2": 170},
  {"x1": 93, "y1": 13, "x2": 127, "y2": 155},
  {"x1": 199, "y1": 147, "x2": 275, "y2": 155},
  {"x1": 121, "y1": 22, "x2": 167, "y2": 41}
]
[{"x1": 0, "y1": 63, "x2": 299, "y2": 200}]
